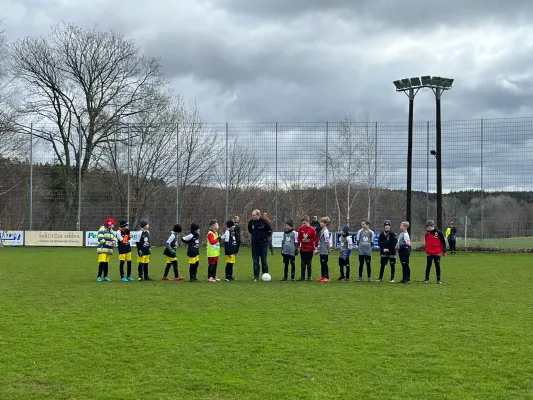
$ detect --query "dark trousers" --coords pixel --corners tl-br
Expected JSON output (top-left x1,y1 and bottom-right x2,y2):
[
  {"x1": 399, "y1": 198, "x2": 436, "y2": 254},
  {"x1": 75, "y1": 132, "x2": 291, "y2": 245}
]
[
  {"x1": 119, "y1": 260, "x2": 132, "y2": 278},
  {"x1": 300, "y1": 251, "x2": 313, "y2": 279},
  {"x1": 252, "y1": 246, "x2": 268, "y2": 278},
  {"x1": 138, "y1": 263, "x2": 150, "y2": 279},
  {"x1": 339, "y1": 257, "x2": 350, "y2": 279},
  {"x1": 225, "y1": 262, "x2": 234, "y2": 279},
  {"x1": 268, "y1": 235, "x2": 274, "y2": 254},
  {"x1": 448, "y1": 239, "x2": 456, "y2": 253},
  {"x1": 208, "y1": 261, "x2": 218, "y2": 279},
  {"x1": 379, "y1": 257, "x2": 396, "y2": 280},
  {"x1": 358, "y1": 255, "x2": 372, "y2": 278},
  {"x1": 236, "y1": 240, "x2": 241, "y2": 254},
  {"x1": 189, "y1": 261, "x2": 199, "y2": 280},
  {"x1": 283, "y1": 254, "x2": 296, "y2": 279},
  {"x1": 320, "y1": 254, "x2": 329, "y2": 278},
  {"x1": 398, "y1": 248, "x2": 410, "y2": 281},
  {"x1": 164, "y1": 260, "x2": 179, "y2": 277},
  {"x1": 97, "y1": 262, "x2": 109, "y2": 278},
  {"x1": 425, "y1": 255, "x2": 441, "y2": 281}
]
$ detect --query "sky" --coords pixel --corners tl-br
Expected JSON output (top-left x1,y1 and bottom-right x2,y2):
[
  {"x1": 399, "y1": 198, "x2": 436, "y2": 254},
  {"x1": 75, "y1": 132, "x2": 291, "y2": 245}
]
[{"x1": 1, "y1": 0, "x2": 533, "y2": 191}]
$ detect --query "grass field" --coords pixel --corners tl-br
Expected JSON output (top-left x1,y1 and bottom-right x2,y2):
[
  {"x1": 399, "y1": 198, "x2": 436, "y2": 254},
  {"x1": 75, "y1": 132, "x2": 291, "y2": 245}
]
[{"x1": 1, "y1": 247, "x2": 532, "y2": 400}]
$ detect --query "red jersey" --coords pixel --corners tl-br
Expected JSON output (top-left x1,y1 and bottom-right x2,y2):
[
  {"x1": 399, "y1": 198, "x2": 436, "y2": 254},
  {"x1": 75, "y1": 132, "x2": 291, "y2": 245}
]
[
  {"x1": 424, "y1": 229, "x2": 446, "y2": 255},
  {"x1": 298, "y1": 225, "x2": 318, "y2": 252}
]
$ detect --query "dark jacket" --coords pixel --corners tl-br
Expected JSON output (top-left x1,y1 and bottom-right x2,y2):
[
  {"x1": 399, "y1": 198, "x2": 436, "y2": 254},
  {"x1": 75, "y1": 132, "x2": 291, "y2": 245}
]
[
  {"x1": 234, "y1": 222, "x2": 241, "y2": 242},
  {"x1": 116, "y1": 228, "x2": 131, "y2": 254},
  {"x1": 311, "y1": 221, "x2": 321, "y2": 235},
  {"x1": 248, "y1": 218, "x2": 272, "y2": 247},
  {"x1": 136, "y1": 230, "x2": 151, "y2": 255},
  {"x1": 378, "y1": 230, "x2": 398, "y2": 256},
  {"x1": 224, "y1": 229, "x2": 239, "y2": 256},
  {"x1": 181, "y1": 232, "x2": 200, "y2": 258}
]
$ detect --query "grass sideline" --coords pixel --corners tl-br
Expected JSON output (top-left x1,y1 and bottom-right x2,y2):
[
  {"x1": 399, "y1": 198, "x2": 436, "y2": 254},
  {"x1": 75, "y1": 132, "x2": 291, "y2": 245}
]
[{"x1": 1, "y1": 247, "x2": 532, "y2": 400}]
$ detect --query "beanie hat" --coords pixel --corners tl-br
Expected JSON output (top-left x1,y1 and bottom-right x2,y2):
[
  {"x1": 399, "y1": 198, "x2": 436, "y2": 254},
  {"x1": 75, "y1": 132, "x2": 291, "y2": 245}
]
[
  {"x1": 119, "y1": 220, "x2": 128, "y2": 228},
  {"x1": 384, "y1": 220, "x2": 391, "y2": 226},
  {"x1": 173, "y1": 224, "x2": 182, "y2": 233},
  {"x1": 104, "y1": 218, "x2": 116, "y2": 227},
  {"x1": 226, "y1": 220, "x2": 235, "y2": 228},
  {"x1": 286, "y1": 220, "x2": 294, "y2": 228},
  {"x1": 190, "y1": 223, "x2": 200, "y2": 233},
  {"x1": 342, "y1": 225, "x2": 350, "y2": 234},
  {"x1": 140, "y1": 219, "x2": 149, "y2": 228}
]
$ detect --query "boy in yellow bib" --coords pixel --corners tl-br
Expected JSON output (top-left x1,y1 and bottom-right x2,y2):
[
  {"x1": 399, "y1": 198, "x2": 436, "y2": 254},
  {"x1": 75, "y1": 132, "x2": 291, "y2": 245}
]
[{"x1": 96, "y1": 218, "x2": 116, "y2": 282}]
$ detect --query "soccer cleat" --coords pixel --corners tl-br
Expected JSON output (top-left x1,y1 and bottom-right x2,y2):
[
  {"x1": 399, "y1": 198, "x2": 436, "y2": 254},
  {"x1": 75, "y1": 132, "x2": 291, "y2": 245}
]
[
  {"x1": 337, "y1": 276, "x2": 345, "y2": 281},
  {"x1": 307, "y1": 277, "x2": 312, "y2": 281},
  {"x1": 162, "y1": 277, "x2": 171, "y2": 281},
  {"x1": 317, "y1": 277, "x2": 324, "y2": 282},
  {"x1": 376, "y1": 279, "x2": 383, "y2": 282},
  {"x1": 367, "y1": 278, "x2": 373, "y2": 282},
  {"x1": 390, "y1": 279, "x2": 395, "y2": 283},
  {"x1": 424, "y1": 280, "x2": 430, "y2": 284},
  {"x1": 127, "y1": 276, "x2": 134, "y2": 281},
  {"x1": 103, "y1": 277, "x2": 111, "y2": 282},
  {"x1": 344, "y1": 278, "x2": 351, "y2": 282},
  {"x1": 253, "y1": 278, "x2": 258, "y2": 282},
  {"x1": 190, "y1": 278, "x2": 199, "y2": 283},
  {"x1": 97, "y1": 277, "x2": 102, "y2": 282},
  {"x1": 138, "y1": 277, "x2": 143, "y2": 281},
  {"x1": 174, "y1": 276, "x2": 185, "y2": 281},
  {"x1": 437, "y1": 280, "x2": 442, "y2": 284},
  {"x1": 121, "y1": 277, "x2": 129, "y2": 282},
  {"x1": 322, "y1": 278, "x2": 330, "y2": 282},
  {"x1": 298, "y1": 277, "x2": 306, "y2": 281},
  {"x1": 215, "y1": 276, "x2": 221, "y2": 282},
  {"x1": 208, "y1": 277, "x2": 217, "y2": 282},
  {"x1": 281, "y1": 277, "x2": 288, "y2": 281},
  {"x1": 144, "y1": 277, "x2": 152, "y2": 281},
  {"x1": 357, "y1": 277, "x2": 363, "y2": 282}
]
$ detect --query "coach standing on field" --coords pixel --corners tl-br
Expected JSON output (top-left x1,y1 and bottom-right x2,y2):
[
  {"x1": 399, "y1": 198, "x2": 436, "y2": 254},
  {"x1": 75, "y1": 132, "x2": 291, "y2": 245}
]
[{"x1": 248, "y1": 209, "x2": 272, "y2": 281}]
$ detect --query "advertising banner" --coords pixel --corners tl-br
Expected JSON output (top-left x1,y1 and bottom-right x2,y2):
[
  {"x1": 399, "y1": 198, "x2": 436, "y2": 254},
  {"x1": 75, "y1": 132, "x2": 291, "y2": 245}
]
[{"x1": 25, "y1": 231, "x2": 84, "y2": 247}]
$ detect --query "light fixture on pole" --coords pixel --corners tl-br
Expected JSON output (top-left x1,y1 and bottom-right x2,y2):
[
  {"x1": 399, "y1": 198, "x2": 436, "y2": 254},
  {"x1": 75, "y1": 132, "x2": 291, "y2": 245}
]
[{"x1": 394, "y1": 76, "x2": 454, "y2": 231}]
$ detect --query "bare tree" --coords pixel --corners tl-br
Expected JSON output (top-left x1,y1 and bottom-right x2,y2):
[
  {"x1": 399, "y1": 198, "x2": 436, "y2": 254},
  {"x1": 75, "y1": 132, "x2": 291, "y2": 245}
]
[{"x1": 10, "y1": 23, "x2": 166, "y2": 224}]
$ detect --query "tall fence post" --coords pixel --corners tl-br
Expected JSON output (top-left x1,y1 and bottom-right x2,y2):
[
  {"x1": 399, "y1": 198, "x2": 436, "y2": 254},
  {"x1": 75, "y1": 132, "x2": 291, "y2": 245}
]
[
  {"x1": 176, "y1": 123, "x2": 180, "y2": 223},
  {"x1": 426, "y1": 121, "x2": 430, "y2": 221},
  {"x1": 480, "y1": 118, "x2": 484, "y2": 245},
  {"x1": 29, "y1": 123, "x2": 34, "y2": 230},
  {"x1": 76, "y1": 125, "x2": 82, "y2": 231},
  {"x1": 127, "y1": 124, "x2": 131, "y2": 224},
  {"x1": 225, "y1": 122, "x2": 229, "y2": 222},
  {"x1": 325, "y1": 122, "x2": 328, "y2": 219},
  {"x1": 374, "y1": 121, "x2": 378, "y2": 224},
  {"x1": 275, "y1": 122, "x2": 278, "y2": 231}
]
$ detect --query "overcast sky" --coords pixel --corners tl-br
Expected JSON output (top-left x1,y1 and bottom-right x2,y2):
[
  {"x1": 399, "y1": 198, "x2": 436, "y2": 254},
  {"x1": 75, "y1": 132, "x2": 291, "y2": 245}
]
[{"x1": 2, "y1": 0, "x2": 533, "y2": 191}]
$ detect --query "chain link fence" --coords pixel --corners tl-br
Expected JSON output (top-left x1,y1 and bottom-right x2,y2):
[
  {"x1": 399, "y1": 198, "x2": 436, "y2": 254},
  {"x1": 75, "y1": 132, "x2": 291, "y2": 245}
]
[{"x1": 1, "y1": 117, "x2": 532, "y2": 248}]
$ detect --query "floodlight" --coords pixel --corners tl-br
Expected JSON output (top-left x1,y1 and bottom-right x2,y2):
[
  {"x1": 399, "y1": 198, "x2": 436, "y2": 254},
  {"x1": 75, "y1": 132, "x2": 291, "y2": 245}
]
[
  {"x1": 431, "y1": 76, "x2": 443, "y2": 87},
  {"x1": 421, "y1": 76, "x2": 432, "y2": 86},
  {"x1": 401, "y1": 78, "x2": 411, "y2": 88},
  {"x1": 393, "y1": 80, "x2": 404, "y2": 90},
  {"x1": 442, "y1": 78, "x2": 454, "y2": 88},
  {"x1": 410, "y1": 77, "x2": 422, "y2": 87}
]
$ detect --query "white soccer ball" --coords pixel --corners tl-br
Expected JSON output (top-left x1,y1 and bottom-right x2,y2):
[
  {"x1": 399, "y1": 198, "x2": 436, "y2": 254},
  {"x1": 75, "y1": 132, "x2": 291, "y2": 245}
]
[{"x1": 261, "y1": 273, "x2": 272, "y2": 282}]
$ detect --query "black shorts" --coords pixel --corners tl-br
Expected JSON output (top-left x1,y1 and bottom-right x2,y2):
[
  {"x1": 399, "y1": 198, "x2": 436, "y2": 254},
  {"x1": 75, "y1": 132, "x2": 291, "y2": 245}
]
[{"x1": 338, "y1": 257, "x2": 349, "y2": 267}]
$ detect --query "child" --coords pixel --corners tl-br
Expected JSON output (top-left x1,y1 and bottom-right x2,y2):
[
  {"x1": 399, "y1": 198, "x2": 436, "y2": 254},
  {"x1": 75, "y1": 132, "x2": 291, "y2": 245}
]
[
  {"x1": 317, "y1": 216, "x2": 331, "y2": 282},
  {"x1": 356, "y1": 219, "x2": 374, "y2": 282},
  {"x1": 206, "y1": 219, "x2": 222, "y2": 282},
  {"x1": 338, "y1": 225, "x2": 353, "y2": 281},
  {"x1": 396, "y1": 221, "x2": 412, "y2": 283},
  {"x1": 116, "y1": 220, "x2": 133, "y2": 282},
  {"x1": 424, "y1": 220, "x2": 446, "y2": 284},
  {"x1": 223, "y1": 220, "x2": 238, "y2": 281},
  {"x1": 233, "y1": 216, "x2": 242, "y2": 255},
  {"x1": 136, "y1": 219, "x2": 152, "y2": 281},
  {"x1": 378, "y1": 220, "x2": 397, "y2": 282},
  {"x1": 298, "y1": 215, "x2": 318, "y2": 281},
  {"x1": 181, "y1": 223, "x2": 200, "y2": 282},
  {"x1": 96, "y1": 218, "x2": 116, "y2": 282},
  {"x1": 281, "y1": 220, "x2": 298, "y2": 281},
  {"x1": 162, "y1": 224, "x2": 184, "y2": 281},
  {"x1": 446, "y1": 221, "x2": 457, "y2": 255}
]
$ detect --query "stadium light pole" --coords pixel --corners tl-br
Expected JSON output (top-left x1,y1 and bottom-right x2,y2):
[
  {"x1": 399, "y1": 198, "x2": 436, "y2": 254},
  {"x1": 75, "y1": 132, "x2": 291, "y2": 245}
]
[
  {"x1": 422, "y1": 76, "x2": 454, "y2": 230},
  {"x1": 394, "y1": 76, "x2": 454, "y2": 231},
  {"x1": 393, "y1": 77, "x2": 422, "y2": 233}
]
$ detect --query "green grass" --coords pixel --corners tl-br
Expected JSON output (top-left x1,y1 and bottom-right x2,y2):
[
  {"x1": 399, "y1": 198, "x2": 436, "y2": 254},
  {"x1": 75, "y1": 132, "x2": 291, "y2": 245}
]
[
  {"x1": 411, "y1": 236, "x2": 533, "y2": 250},
  {"x1": 1, "y1": 247, "x2": 532, "y2": 399}
]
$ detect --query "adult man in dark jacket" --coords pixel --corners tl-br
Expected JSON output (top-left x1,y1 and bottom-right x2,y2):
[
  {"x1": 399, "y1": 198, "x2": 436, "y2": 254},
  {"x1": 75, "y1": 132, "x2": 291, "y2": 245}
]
[{"x1": 248, "y1": 209, "x2": 272, "y2": 281}]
